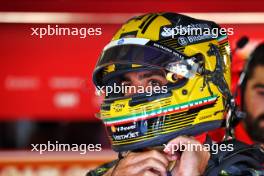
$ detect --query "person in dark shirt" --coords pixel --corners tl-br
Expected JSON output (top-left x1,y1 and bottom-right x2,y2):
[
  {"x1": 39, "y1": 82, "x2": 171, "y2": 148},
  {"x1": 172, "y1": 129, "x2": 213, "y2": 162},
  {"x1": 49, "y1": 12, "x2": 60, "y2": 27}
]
[{"x1": 235, "y1": 43, "x2": 264, "y2": 149}]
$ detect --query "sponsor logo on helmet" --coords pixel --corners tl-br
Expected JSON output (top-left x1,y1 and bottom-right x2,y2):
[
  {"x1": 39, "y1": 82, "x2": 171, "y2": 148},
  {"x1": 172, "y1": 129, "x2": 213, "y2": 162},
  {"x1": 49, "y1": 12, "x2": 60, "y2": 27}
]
[
  {"x1": 113, "y1": 103, "x2": 125, "y2": 112},
  {"x1": 116, "y1": 123, "x2": 136, "y2": 132},
  {"x1": 178, "y1": 36, "x2": 188, "y2": 46},
  {"x1": 112, "y1": 131, "x2": 139, "y2": 140}
]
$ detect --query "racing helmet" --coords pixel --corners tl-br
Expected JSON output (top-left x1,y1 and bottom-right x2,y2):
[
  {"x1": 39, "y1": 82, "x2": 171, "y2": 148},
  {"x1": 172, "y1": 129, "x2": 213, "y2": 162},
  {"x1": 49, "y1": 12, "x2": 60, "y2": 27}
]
[{"x1": 93, "y1": 12, "x2": 232, "y2": 152}]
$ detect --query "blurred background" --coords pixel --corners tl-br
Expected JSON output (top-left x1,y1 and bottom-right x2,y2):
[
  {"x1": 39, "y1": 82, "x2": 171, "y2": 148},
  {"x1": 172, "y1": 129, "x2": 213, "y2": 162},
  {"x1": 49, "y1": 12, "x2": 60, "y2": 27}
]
[{"x1": 0, "y1": 0, "x2": 264, "y2": 175}]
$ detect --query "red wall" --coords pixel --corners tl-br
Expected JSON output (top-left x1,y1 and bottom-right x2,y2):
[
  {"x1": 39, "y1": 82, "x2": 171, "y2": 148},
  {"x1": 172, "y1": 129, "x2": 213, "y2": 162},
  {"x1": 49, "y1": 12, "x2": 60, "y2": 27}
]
[{"x1": 0, "y1": 24, "x2": 118, "y2": 120}]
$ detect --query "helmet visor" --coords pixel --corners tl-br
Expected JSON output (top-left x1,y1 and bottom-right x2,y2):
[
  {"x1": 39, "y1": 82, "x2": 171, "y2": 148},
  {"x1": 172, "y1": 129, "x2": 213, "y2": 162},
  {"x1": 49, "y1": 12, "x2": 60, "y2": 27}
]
[
  {"x1": 93, "y1": 38, "x2": 200, "y2": 100},
  {"x1": 94, "y1": 38, "x2": 199, "y2": 84},
  {"x1": 97, "y1": 44, "x2": 178, "y2": 68}
]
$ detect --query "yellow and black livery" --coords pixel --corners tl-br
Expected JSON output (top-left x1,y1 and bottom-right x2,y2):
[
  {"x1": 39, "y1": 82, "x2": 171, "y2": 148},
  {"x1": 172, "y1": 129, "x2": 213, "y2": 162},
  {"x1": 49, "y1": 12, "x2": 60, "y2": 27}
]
[{"x1": 93, "y1": 12, "x2": 232, "y2": 152}]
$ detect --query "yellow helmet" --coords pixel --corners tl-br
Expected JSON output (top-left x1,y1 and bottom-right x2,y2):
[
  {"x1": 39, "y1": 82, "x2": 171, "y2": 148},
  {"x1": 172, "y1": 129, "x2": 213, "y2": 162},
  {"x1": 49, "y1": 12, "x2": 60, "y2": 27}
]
[{"x1": 93, "y1": 12, "x2": 232, "y2": 152}]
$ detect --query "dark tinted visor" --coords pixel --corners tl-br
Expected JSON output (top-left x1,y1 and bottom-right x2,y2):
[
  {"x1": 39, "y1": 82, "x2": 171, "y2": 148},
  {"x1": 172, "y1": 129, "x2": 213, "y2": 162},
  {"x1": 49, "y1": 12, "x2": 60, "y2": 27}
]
[{"x1": 96, "y1": 44, "x2": 183, "y2": 69}]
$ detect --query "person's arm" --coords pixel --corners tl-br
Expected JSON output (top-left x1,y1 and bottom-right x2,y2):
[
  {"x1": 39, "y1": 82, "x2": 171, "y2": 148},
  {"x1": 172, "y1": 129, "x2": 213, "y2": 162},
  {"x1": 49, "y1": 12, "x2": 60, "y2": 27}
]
[
  {"x1": 90, "y1": 136, "x2": 210, "y2": 176},
  {"x1": 108, "y1": 150, "x2": 169, "y2": 176},
  {"x1": 87, "y1": 150, "x2": 169, "y2": 176}
]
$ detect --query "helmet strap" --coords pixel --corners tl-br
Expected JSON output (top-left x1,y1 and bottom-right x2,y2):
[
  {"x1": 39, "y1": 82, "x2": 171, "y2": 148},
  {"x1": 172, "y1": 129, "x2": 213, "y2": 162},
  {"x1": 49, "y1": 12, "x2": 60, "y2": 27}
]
[{"x1": 224, "y1": 97, "x2": 246, "y2": 140}]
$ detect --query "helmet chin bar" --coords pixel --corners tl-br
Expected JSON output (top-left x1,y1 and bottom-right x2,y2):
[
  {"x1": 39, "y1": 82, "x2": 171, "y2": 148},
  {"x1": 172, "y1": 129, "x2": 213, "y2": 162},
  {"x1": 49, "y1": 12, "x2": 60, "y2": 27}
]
[{"x1": 112, "y1": 120, "x2": 224, "y2": 152}]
